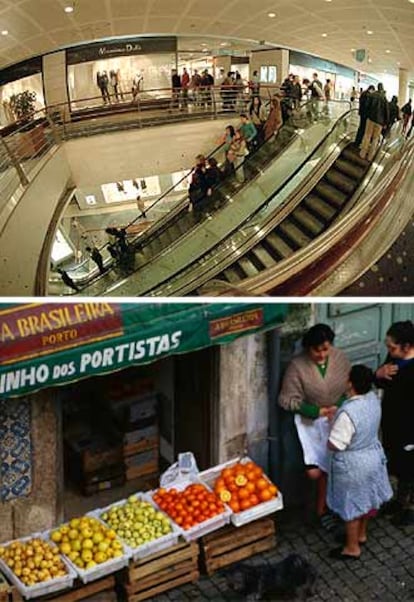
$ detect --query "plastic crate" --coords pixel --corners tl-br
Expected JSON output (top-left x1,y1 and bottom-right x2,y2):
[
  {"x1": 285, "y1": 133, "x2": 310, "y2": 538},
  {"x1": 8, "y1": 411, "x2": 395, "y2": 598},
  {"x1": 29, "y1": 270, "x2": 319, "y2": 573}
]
[
  {"x1": 199, "y1": 457, "x2": 284, "y2": 527},
  {"x1": 149, "y1": 478, "x2": 232, "y2": 542},
  {"x1": 94, "y1": 495, "x2": 181, "y2": 562},
  {"x1": 0, "y1": 532, "x2": 76, "y2": 599},
  {"x1": 47, "y1": 522, "x2": 130, "y2": 584}
]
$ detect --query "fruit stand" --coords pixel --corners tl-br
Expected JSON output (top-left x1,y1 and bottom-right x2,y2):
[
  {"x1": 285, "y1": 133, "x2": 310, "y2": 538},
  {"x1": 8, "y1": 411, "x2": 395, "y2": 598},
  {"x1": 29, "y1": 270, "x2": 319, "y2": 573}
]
[{"x1": 0, "y1": 455, "x2": 283, "y2": 601}]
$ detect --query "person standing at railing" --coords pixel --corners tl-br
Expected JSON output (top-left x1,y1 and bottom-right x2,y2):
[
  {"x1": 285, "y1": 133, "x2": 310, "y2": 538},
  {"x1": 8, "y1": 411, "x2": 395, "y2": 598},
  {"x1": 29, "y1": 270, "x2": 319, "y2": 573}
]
[
  {"x1": 171, "y1": 69, "x2": 182, "y2": 111},
  {"x1": 96, "y1": 71, "x2": 110, "y2": 104},
  {"x1": 249, "y1": 70, "x2": 260, "y2": 98},
  {"x1": 181, "y1": 68, "x2": 190, "y2": 110},
  {"x1": 401, "y1": 99, "x2": 412, "y2": 136},
  {"x1": 86, "y1": 246, "x2": 106, "y2": 275},
  {"x1": 200, "y1": 70, "x2": 214, "y2": 111},
  {"x1": 190, "y1": 69, "x2": 201, "y2": 108}
]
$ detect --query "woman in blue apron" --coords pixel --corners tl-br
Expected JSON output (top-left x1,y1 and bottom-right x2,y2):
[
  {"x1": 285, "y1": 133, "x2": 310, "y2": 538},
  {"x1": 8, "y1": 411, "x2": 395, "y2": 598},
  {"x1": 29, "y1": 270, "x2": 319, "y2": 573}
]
[{"x1": 327, "y1": 365, "x2": 393, "y2": 560}]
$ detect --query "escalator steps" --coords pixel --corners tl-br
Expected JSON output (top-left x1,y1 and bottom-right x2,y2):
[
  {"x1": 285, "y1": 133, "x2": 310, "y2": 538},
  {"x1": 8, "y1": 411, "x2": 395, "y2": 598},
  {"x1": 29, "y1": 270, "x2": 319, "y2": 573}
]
[
  {"x1": 315, "y1": 181, "x2": 347, "y2": 207},
  {"x1": 278, "y1": 220, "x2": 311, "y2": 249},
  {"x1": 265, "y1": 232, "x2": 296, "y2": 259},
  {"x1": 303, "y1": 195, "x2": 337, "y2": 222},
  {"x1": 325, "y1": 169, "x2": 356, "y2": 195},
  {"x1": 291, "y1": 207, "x2": 326, "y2": 236},
  {"x1": 238, "y1": 257, "x2": 261, "y2": 278},
  {"x1": 342, "y1": 146, "x2": 369, "y2": 169},
  {"x1": 251, "y1": 245, "x2": 277, "y2": 269},
  {"x1": 335, "y1": 157, "x2": 365, "y2": 180}
]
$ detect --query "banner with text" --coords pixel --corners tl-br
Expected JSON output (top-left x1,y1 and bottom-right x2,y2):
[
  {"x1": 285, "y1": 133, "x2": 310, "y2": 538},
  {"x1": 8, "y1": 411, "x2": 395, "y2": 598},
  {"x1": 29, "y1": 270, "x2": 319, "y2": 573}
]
[{"x1": 0, "y1": 302, "x2": 287, "y2": 398}]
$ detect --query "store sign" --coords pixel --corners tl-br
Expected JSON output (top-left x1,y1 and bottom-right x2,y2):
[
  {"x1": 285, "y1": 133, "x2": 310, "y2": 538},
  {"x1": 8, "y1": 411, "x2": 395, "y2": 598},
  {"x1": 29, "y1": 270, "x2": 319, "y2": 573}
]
[
  {"x1": 0, "y1": 56, "x2": 43, "y2": 87},
  {"x1": 0, "y1": 303, "x2": 287, "y2": 398},
  {"x1": 209, "y1": 308, "x2": 264, "y2": 339},
  {"x1": 66, "y1": 37, "x2": 177, "y2": 65},
  {"x1": 0, "y1": 303, "x2": 123, "y2": 364}
]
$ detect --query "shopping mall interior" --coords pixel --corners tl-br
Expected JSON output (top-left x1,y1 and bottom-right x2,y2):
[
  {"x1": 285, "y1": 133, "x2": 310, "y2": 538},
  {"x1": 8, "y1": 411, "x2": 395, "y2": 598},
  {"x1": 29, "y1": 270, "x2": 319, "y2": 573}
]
[{"x1": 0, "y1": 1, "x2": 413, "y2": 297}]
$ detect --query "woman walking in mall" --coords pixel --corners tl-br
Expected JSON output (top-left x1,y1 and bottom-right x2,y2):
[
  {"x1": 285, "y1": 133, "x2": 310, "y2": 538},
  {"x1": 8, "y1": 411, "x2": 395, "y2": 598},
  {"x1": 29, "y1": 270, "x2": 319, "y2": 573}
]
[
  {"x1": 327, "y1": 365, "x2": 393, "y2": 560},
  {"x1": 278, "y1": 324, "x2": 351, "y2": 527},
  {"x1": 375, "y1": 321, "x2": 414, "y2": 526}
]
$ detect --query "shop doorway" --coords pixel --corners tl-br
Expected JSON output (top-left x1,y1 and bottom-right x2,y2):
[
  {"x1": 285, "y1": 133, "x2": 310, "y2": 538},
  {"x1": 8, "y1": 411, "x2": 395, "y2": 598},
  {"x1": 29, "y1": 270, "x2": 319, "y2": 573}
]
[{"x1": 59, "y1": 347, "x2": 217, "y2": 520}]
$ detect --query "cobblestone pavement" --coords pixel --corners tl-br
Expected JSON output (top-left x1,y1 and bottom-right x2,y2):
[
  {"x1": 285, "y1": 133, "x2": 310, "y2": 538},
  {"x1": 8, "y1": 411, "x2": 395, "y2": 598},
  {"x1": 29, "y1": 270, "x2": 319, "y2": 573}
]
[{"x1": 148, "y1": 510, "x2": 414, "y2": 602}]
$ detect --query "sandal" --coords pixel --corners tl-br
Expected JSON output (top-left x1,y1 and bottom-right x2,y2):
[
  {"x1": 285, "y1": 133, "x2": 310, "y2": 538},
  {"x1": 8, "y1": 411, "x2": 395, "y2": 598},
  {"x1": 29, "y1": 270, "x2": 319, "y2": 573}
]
[
  {"x1": 320, "y1": 512, "x2": 341, "y2": 532},
  {"x1": 329, "y1": 547, "x2": 360, "y2": 561}
]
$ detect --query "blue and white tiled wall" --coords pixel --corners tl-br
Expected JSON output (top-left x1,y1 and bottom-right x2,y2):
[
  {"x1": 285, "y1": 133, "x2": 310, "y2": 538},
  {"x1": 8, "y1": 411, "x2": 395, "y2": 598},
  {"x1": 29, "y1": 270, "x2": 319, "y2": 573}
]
[{"x1": 0, "y1": 398, "x2": 32, "y2": 502}]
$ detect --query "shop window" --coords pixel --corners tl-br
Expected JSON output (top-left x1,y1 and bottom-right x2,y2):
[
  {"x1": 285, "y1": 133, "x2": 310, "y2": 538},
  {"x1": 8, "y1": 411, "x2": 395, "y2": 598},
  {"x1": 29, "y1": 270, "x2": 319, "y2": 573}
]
[
  {"x1": 0, "y1": 74, "x2": 45, "y2": 126},
  {"x1": 260, "y1": 66, "x2": 277, "y2": 84},
  {"x1": 0, "y1": 398, "x2": 32, "y2": 502}
]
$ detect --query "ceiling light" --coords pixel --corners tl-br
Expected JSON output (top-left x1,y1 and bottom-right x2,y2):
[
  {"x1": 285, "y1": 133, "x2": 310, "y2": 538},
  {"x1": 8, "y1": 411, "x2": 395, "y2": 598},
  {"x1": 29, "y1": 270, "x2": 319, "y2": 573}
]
[
  {"x1": 385, "y1": 49, "x2": 391, "y2": 53},
  {"x1": 268, "y1": 12, "x2": 276, "y2": 18},
  {"x1": 351, "y1": 48, "x2": 355, "y2": 52},
  {"x1": 397, "y1": 61, "x2": 401, "y2": 65},
  {"x1": 220, "y1": 42, "x2": 228, "y2": 46},
  {"x1": 322, "y1": 33, "x2": 327, "y2": 37},
  {"x1": 325, "y1": 0, "x2": 332, "y2": 3},
  {"x1": 202, "y1": 48, "x2": 209, "y2": 53},
  {"x1": 409, "y1": 0, "x2": 414, "y2": 4},
  {"x1": 64, "y1": 5, "x2": 74, "y2": 13},
  {"x1": 367, "y1": 30, "x2": 373, "y2": 35},
  {"x1": 1, "y1": 29, "x2": 8, "y2": 36}
]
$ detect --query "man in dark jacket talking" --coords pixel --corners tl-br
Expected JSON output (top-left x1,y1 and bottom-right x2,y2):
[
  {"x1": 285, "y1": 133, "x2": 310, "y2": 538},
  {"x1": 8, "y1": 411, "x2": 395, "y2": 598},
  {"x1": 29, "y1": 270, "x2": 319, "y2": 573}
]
[{"x1": 360, "y1": 83, "x2": 390, "y2": 161}]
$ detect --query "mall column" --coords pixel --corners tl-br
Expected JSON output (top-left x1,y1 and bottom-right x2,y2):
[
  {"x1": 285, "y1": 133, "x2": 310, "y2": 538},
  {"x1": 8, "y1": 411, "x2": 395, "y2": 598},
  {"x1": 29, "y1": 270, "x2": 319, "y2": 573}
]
[{"x1": 398, "y1": 68, "x2": 409, "y2": 105}]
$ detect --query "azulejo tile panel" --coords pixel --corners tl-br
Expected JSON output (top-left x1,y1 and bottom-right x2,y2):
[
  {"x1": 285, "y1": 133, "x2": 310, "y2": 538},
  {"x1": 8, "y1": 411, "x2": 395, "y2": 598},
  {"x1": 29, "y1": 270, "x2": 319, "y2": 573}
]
[{"x1": 0, "y1": 398, "x2": 32, "y2": 502}]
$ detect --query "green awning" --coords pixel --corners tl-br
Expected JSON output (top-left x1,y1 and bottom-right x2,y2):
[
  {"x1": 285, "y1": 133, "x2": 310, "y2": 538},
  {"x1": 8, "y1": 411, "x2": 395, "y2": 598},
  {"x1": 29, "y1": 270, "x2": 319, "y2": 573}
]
[{"x1": 0, "y1": 302, "x2": 287, "y2": 398}]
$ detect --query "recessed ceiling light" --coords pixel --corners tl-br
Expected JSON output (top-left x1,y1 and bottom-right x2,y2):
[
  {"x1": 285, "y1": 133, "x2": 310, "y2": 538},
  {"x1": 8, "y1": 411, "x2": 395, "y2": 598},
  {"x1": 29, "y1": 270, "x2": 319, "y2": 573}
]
[
  {"x1": 325, "y1": 0, "x2": 332, "y2": 3},
  {"x1": 64, "y1": 5, "x2": 74, "y2": 13},
  {"x1": 268, "y1": 12, "x2": 276, "y2": 18},
  {"x1": 367, "y1": 30, "x2": 373, "y2": 34},
  {"x1": 220, "y1": 42, "x2": 228, "y2": 46},
  {"x1": 385, "y1": 49, "x2": 391, "y2": 53},
  {"x1": 397, "y1": 61, "x2": 401, "y2": 65},
  {"x1": 202, "y1": 48, "x2": 209, "y2": 53},
  {"x1": 322, "y1": 33, "x2": 327, "y2": 37},
  {"x1": 408, "y1": 0, "x2": 414, "y2": 4},
  {"x1": 368, "y1": 58, "x2": 372, "y2": 63},
  {"x1": 1, "y1": 29, "x2": 8, "y2": 35},
  {"x1": 351, "y1": 48, "x2": 355, "y2": 52}
]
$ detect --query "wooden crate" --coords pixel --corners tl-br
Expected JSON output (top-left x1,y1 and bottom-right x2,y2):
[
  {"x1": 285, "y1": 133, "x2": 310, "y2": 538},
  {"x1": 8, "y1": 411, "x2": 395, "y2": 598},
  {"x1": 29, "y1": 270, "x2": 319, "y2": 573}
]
[
  {"x1": 199, "y1": 517, "x2": 276, "y2": 576},
  {"x1": 37, "y1": 575, "x2": 116, "y2": 601},
  {"x1": 122, "y1": 540, "x2": 199, "y2": 602}
]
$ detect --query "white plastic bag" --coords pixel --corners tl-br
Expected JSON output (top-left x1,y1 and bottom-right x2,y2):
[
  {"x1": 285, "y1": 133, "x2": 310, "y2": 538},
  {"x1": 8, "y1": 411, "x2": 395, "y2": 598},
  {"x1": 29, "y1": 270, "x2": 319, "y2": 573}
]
[{"x1": 160, "y1": 452, "x2": 199, "y2": 487}]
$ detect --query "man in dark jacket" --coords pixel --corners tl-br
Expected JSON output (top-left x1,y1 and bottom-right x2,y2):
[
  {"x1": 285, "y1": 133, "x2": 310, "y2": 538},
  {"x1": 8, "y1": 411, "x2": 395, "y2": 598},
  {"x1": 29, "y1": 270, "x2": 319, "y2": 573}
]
[
  {"x1": 401, "y1": 99, "x2": 412, "y2": 135},
  {"x1": 355, "y1": 85, "x2": 375, "y2": 146},
  {"x1": 171, "y1": 69, "x2": 181, "y2": 109},
  {"x1": 360, "y1": 83, "x2": 390, "y2": 161},
  {"x1": 86, "y1": 246, "x2": 106, "y2": 274}
]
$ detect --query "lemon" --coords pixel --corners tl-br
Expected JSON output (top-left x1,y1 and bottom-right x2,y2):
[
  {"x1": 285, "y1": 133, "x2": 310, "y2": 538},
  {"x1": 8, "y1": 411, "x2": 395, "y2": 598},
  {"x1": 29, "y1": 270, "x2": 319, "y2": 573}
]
[
  {"x1": 82, "y1": 538, "x2": 93, "y2": 550},
  {"x1": 60, "y1": 543, "x2": 71, "y2": 555},
  {"x1": 50, "y1": 531, "x2": 62, "y2": 543}
]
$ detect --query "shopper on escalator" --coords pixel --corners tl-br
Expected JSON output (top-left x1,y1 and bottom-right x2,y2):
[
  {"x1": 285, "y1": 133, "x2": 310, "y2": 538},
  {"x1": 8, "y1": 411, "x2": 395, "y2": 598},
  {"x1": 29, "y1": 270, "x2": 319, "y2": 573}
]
[
  {"x1": 189, "y1": 155, "x2": 209, "y2": 216},
  {"x1": 249, "y1": 96, "x2": 267, "y2": 147},
  {"x1": 239, "y1": 114, "x2": 257, "y2": 152},
  {"x1": 291, "y1": 76, "x2": 303, "y2": 110},
  {"x1": 355, "y1": 85, "x2": 375, "y2": 147},
  {"x1": 383, "y1": 96, "x2": 400, "y2": 137},
  {"x1": 264, "y1": 95, "x2": 283, "y2": 141},
  {"x1": 360, "y1": 83, "x2": 390, "y2": 161}
]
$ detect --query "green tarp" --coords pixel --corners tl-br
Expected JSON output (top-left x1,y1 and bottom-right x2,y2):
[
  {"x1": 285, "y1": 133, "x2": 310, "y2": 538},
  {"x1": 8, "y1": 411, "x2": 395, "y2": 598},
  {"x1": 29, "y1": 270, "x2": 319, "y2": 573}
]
[{"x1": 0, "y1": 302, "x2": 287, "y2": 398}]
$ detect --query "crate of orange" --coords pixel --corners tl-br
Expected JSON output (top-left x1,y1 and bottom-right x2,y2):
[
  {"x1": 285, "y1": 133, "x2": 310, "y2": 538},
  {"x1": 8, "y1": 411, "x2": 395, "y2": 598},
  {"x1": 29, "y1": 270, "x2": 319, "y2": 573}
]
[
  {"x1": 151, "y1": 480, "x2": 232, "y2": 542},
  {"x1": 199, "y1": 457, "x2": 283, "y2": 527}
]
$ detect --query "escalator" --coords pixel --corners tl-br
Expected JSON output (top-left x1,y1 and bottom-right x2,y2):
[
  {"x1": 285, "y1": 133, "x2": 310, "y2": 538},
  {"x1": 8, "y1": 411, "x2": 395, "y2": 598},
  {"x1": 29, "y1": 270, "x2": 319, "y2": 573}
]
[
  {"x1": 214, "y1": 144, "x2": 369, "y2": 286},
  {"x1": 51, "y1": 103, "x2": 349, "y2": 296}
]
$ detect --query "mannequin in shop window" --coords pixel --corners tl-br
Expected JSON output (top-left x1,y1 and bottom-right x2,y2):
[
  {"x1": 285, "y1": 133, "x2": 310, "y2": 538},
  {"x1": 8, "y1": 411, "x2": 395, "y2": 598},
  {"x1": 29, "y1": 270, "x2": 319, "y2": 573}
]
[
  {"x1": 96, "y1": 71, "x2": 110, "y2": 104},
  {"x1": 110, "y1": 70, "x2": 119, "y2": 102}
]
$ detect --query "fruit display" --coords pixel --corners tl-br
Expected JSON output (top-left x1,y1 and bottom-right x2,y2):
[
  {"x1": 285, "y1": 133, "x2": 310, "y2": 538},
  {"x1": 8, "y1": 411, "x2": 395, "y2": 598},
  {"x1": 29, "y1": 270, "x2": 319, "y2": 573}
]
[
  {"x1": 50, "y1": 516, "x2": 124, "y2": 571},
  {"x1": 100, "y1": 495, "x2": 173, "y2": 548},
  {"x1": 0, "y1": 538, "x2": 69, "y2": 587},
  {"x1": 152, "y1": 483, "x2": 225, "y2": 530},
  {"x1": 212, "y1": 461, "x2": 278, "y2": 513}
]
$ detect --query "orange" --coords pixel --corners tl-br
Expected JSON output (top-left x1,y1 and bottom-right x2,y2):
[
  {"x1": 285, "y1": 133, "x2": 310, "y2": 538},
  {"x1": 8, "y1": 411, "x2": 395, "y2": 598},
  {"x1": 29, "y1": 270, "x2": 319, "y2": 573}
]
[
  {"x1": 256, "y1": 478, "x2": 268, "y2": 491},
  {"x1": 246, "y1": 482, "x2": 256, "y2": 493},
  {"x1": 250, "y1": 494, "x2": 260, "y2": 506},
  {"x1": 240, "y1": 499, "x2": 252, "y2": 511},
  {"x1": 259, "y1": 489, "x2": 273, "y2": 503},
  {"x1": 237, "y1": 487, "x2": 250, "y2": 500},
  {"x1": 235, "y1": 474, "x2": 248, "y2": 487}
]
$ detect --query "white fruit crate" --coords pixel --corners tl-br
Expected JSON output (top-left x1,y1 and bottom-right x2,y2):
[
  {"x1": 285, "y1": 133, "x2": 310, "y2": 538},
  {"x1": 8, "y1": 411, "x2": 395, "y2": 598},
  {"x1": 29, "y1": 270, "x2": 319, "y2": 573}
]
[
  {"x1": 0, "y1": 532, "x2": 76, "y2": 599},
  {"x1": 199, "y1": 456, "x2": 284, "y2": 527},
  {"x1": 148, "y1": 478, "x2": 232, "y2": 542},
  {"x1": 47, "y1": 522, "x2": 130, "y2": 584},
  {"x1": 93, "y1": 495, "x2": 181, "y2": 562}
]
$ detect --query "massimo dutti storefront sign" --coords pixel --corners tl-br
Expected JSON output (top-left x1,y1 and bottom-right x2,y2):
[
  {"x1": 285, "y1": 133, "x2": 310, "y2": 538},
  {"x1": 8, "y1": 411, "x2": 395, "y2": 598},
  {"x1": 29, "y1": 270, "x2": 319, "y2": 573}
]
[{"x1": 66, "y1": 36, "x2": 177, "y2": 65}]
